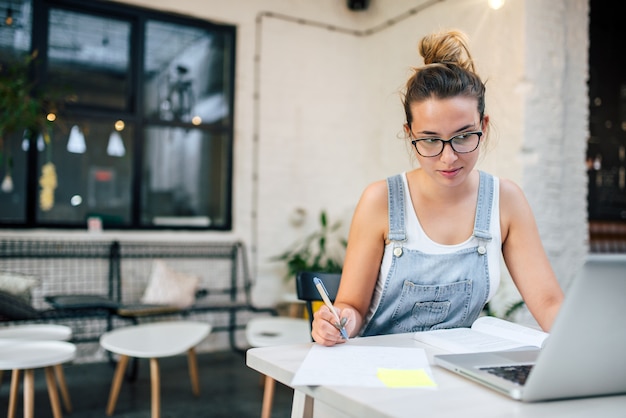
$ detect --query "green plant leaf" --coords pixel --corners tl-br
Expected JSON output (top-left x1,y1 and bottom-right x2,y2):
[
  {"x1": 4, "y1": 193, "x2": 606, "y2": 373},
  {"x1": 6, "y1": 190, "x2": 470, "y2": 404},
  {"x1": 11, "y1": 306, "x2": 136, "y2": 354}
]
[{"x1": 271, "y1": 210, "x2": 347, "y2": 281}]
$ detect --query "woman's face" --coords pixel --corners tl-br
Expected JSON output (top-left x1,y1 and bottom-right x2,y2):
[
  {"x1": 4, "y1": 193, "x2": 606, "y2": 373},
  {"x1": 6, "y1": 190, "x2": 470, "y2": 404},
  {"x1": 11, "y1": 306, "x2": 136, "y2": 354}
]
[{"x1": 407, "y1": 96, "x2": 487, "y2": 187}]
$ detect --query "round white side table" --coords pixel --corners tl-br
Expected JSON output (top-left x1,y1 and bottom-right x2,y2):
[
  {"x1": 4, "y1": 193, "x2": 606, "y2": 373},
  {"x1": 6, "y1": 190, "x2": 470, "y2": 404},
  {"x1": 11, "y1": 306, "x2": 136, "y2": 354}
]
[
  {"x1": 246, "y1": 317, "x2": 311, "y2": 418},
  {"x1": 0, "y1": 339, "x2": 76, "y2": 418},
  {"x1": 0, "y1": 324, "x2": 72, "y2": 341},
  {"x1": 99, "y1": 320, "x2": 211, "y2": 418},
  {"x1": 0, "y1": 324, "x2": 74, "y2": 415}
]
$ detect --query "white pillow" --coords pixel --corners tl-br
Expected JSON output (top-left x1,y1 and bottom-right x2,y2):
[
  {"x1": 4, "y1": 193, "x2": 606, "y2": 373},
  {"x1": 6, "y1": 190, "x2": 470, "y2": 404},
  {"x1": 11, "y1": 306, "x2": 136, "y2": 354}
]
[
  {"x1": 140, "y1": 260, "x2": 200, "y2": 308},
  {"x1": 0, "y1": 271, "x2": 40, "y2": 303}
]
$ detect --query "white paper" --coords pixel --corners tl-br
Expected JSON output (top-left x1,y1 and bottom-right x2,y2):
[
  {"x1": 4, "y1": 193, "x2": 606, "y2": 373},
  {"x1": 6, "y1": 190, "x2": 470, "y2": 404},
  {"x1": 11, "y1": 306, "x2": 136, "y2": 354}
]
[{"x1": 290, "y1": 344, "x2": 434, "y2": 387}]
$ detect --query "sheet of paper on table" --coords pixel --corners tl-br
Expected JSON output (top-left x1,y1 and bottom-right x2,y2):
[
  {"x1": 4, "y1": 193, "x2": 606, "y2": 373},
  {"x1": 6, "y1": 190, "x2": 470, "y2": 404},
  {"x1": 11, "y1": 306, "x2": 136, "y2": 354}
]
[{"x1": 291, "y1": 344, "x2": 437, "y2": 388}]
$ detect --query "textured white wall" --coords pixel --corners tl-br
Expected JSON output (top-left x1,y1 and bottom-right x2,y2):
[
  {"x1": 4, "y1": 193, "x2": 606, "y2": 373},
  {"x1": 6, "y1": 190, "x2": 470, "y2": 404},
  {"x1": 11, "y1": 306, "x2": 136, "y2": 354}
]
[
  {"x1": 5, "y1": 0, "x2": 589, "y2": 326},
  {"x1": 492, "y1": 0, "x2": 589, "y2": 321}
]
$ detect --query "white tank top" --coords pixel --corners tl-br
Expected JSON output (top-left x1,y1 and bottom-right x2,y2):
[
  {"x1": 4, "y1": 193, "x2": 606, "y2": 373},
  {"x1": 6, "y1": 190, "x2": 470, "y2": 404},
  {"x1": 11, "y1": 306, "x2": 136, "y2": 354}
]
[{"x1": 371, "y1": 172, "x2": 502, "y2": 317}]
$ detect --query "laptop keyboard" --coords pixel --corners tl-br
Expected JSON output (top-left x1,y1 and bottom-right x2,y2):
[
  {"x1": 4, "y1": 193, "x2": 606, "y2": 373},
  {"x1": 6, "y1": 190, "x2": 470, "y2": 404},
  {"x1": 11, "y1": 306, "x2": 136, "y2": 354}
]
[{"x1": 480, "y1": 365, "x2": 534, "y2": 385}]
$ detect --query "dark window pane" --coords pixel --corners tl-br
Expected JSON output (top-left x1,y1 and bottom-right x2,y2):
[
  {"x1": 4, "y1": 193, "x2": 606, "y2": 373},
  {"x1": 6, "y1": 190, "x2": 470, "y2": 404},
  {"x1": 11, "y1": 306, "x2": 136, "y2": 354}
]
[
  {"x1": 141, "y1": 126, "x2": 230, "y2": 228},
  {"x1": 0, "y1": 130, "x2": 27, "y2": 223},
  {"x1": 36, "y1": 118, "x2": 134, "y2": 227},
  {"x1": 47, "y1": 9, "x2": 130, "y2": 110},
  {"x1": 144, "y1": 21, "x2": 232, "y2": 125},
  {"x1": 0, "y1": 0, "x2": 32, "y2": 59},
  {"x1": 0, "y1": 1, "x2": 234, "y2": 230}
]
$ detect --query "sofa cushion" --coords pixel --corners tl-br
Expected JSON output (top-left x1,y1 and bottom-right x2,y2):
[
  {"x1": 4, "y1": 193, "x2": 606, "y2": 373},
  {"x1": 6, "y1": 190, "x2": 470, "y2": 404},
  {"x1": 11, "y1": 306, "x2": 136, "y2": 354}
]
[
  {"x1": 0, "y1": 290, "x2": 40, "y2": 320},
  {"x1": 0, "y1": 271, "x2": 40, "y2": 304},
  {"x1": 141, "y1": 259, "x2": 200, "y2": 308}
]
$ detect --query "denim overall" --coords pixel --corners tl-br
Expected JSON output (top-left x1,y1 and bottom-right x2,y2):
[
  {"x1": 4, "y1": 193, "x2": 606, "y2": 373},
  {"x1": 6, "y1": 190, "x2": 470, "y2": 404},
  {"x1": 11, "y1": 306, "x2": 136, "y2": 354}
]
[{"x1": 361, "y1": 171, "x2": 494, "y2": 336}]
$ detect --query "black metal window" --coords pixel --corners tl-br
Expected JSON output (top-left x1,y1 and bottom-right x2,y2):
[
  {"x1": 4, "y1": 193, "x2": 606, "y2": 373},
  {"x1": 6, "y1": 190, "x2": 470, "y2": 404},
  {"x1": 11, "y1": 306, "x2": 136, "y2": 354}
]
[
  {"x1": 0, "y1": 0, "x2": 235, "y2": 230},
  {"x1": 587, "y1": 0, "x2": 626, "y2": 251}
]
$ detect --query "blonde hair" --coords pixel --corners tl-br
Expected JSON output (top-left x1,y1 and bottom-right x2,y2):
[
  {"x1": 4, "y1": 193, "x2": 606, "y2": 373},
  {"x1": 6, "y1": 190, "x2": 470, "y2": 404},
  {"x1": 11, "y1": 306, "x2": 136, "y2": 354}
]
[
  {"x1": 419, "y1": 30, "x2": 476, "y2": 71},
  {"x1": 403, "y1": 29, "x2": 485, "y2": 126}
]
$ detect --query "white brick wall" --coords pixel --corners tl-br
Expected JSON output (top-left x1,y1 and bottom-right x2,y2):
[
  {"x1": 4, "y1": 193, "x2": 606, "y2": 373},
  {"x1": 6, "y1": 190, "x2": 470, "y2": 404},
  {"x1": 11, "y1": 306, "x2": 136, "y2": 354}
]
[{"x1": 6, "y1": 0, "x2": 590, "y2": 325}]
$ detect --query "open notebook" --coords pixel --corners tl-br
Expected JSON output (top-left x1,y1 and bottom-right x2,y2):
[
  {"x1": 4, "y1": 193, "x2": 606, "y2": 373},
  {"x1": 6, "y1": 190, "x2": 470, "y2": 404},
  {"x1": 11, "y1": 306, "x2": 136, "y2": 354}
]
[{"x1": 434, "y1": 255, "x2": 626, "y2": 402}]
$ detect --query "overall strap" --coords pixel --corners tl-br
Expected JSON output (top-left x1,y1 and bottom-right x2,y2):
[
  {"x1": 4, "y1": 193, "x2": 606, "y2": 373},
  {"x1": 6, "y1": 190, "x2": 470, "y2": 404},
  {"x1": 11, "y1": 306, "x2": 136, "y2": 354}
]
[
  {"x1": 473, "y1": 171, "x2": 494, "y2": 253},
  {"x1": 386, "y1": 174, "x2": 406, "y2": 243}
]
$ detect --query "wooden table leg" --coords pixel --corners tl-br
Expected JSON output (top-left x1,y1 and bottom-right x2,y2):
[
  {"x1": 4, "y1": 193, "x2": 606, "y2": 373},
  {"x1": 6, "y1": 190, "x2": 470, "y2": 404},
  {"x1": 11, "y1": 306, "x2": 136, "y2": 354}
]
[
  {"x1": 150, "y1": 358, "x2": 160, "y2": 418},
  {"x1": 106, "y1": 355, "x2": 129, "y2": 416},
  {"x1": 54, "y1": 364, "x2": 72, "y2": 413},
  {"x1": 45, "y1": 366, "x2": 63, "y2": 418},
  {"x1": 187, "y1": 348, "x2": 200, "y2": 396},
  {"x1": 8, "y1": 369, "x2": 21, "y2": 418},
  {"x1": 23, "y1": 369, "x2": 35, "y2": 418},
  {"x1": 261, "y1": 375, "x2": 276, "y2": 418}
]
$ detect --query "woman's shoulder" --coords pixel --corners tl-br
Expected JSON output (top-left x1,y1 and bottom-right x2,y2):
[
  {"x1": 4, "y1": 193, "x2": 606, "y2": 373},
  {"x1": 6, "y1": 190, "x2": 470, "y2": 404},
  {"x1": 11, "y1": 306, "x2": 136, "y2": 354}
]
[
  {"x1": 497, "y1": 176, "x2": 533, "y2": 224},
  {"x1": 360, "y1": 178, "x2": 389, "y2": 203},
  {"x1": 362, "y1": 171, "x2": 408, "y2": 196},
  {"x1": 497, "y1": 177, "x2": 526, "y2": 201}
]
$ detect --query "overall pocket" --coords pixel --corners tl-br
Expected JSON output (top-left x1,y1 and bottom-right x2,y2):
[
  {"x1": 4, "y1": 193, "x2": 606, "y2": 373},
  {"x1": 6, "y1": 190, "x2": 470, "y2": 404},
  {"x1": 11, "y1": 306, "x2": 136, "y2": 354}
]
[{"x1": 391, "y1": 279, "x2": 472, "y2": 332}]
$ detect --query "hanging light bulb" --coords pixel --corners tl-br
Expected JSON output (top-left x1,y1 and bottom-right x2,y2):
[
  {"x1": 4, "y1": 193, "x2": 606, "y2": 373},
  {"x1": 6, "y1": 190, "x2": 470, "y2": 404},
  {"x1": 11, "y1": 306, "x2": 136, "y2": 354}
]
[
  {"x1": 488, "y1": 0, "x2": 505, "y2": 10},
  {"x1": 107, "y1": 120, "x2": 126, "y2": 157},
  {"x1": 1, "y1": 173, "x2": 13, "y2": 193},
  {"x1": 107, "y1": 131, "x2": 125, "y2": 156},
  {"x1": 21, "y1": 130, "x2": 30, "y2": 151},
  {"x1": 2, "y1": 156, "x2": 13, "y2": 193},
  {"x1": 37, "y1": 133, "x2": 45, "y2": 151},
  {"x1": 4, "y1": 5, "x2": 13, "y2": 26},
  {"x1": 67, "y1": 125, "x2": 86, "y2": 153}
]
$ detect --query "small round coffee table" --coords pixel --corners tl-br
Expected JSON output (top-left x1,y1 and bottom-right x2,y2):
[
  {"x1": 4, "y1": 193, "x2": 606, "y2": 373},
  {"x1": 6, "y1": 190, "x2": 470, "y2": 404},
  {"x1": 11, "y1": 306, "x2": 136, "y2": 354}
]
[
  {"x1": 0, "y1": 339, "x2": 76, "y2": 418},
  {"x1": 0, "y1": 324, "x2": 72, "y2": 341},
  {"x1": 0, "y1": 324, "x2": 74, "y2": 416},
  {"x1": 99, "y1": 320, "x2": 211, "y2": 418}
]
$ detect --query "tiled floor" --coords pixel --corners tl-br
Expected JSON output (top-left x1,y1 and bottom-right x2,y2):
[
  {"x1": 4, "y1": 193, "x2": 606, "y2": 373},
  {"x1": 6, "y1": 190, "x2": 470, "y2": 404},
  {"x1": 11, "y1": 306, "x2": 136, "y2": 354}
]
[{"x1": 0, "y1": 350, "x2": 293, "y2": 418}]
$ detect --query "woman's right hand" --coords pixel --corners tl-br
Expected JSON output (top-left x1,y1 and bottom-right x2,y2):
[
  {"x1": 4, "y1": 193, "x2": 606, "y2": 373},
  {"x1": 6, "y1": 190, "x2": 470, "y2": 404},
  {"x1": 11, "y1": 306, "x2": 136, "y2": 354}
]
[{"x1": 311, "y1": 304, "x2": 357, "y2": 346}]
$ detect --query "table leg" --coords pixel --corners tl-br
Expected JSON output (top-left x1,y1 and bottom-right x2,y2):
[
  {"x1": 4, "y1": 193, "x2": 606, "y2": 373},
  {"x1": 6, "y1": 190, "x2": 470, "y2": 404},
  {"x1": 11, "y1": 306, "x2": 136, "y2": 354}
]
[
  {"x1": 150, "y1": 358, "x2": 161, "y2": 418},
  {"x1": 8, "y1": 369, "x2": 20, "y2": 418},
  {"x1": 291, "y1": 390, "x2": 313, "y2": 418},
  {"x1": 106, "y1": 354, "x2": 129, "y2": 416},
  {"x1": 23, "y1": 369, "x2": 35, "y2": 418},
  {"x1": 54, "y1": 364, "x2": 73, "y2": 413},
  {"x1": 186, "y1": 348, "x2": 200, "y2": 396},
  {"x1": 45, "y1": 366, "x2": 63, "y2": 418},
  {"x1": 261, "y1": 375, "x2": 276, "y2": 418}
]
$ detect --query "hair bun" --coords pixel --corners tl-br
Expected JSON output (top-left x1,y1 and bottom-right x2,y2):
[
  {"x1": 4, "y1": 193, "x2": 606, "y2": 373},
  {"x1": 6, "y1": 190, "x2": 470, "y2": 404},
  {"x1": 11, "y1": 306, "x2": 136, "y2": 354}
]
[{"x1": 418, "y1": 30, "x2": 475, "y2": 72}]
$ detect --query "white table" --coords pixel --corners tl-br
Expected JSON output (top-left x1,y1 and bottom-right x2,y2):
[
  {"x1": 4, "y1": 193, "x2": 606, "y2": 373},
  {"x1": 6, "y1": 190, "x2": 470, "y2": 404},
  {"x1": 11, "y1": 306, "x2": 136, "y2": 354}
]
[
  {"x1": 0, "y1": 324, "x2": 72, "y2": 341},
  {"x1": 246, "y1": 316, "x2": 311, "y2": 418},
  {"x1": 0, "y1": 339, "x2": 76, "y2": 418},
  {"x1": 100, "y1": 320, "x2": 211, "y2": 418},
  {"x1": 246, "y1": 333, "x2": 626, "y2": 418}
]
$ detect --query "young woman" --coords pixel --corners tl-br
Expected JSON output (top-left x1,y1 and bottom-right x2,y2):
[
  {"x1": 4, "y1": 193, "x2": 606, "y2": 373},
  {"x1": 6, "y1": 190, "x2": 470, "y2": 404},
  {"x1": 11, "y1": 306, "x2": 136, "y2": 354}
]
[{"x1": 312, "y1": 29, "x2": 564, "y2": 346}]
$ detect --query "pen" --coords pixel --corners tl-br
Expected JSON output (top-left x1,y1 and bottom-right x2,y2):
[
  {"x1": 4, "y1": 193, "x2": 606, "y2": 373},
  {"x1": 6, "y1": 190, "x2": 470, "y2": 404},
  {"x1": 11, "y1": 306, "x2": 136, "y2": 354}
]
[{"x1": 313, "y1": 276, "x2": 349, "y2": 340}]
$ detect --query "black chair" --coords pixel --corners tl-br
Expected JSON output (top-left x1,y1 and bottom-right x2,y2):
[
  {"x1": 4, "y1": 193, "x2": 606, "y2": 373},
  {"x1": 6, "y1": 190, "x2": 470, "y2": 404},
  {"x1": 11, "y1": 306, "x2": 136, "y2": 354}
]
[{"x1": 295, "y1": 271, "x2": 342, "y2": 332}]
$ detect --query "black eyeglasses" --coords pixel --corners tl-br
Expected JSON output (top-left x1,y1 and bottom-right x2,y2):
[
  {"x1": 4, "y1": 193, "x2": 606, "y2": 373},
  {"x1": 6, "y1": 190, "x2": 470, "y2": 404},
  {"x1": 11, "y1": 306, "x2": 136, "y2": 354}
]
[{"x1": 411, "y1": 131, "x2": 483, "y2": 157}]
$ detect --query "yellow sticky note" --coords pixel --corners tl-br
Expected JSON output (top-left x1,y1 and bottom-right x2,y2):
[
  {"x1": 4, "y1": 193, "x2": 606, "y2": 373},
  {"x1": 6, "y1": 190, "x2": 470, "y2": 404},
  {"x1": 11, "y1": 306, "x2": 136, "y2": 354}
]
[{"x1": 377, "y1": 368, "x2": 437, "y2": 388}]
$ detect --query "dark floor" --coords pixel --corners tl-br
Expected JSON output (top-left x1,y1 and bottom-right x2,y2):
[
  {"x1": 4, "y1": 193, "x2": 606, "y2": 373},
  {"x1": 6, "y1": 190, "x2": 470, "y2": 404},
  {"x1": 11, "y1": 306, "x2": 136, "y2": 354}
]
[{"x1": 0, "y1": 350, "x2": 293, "y2": 418}]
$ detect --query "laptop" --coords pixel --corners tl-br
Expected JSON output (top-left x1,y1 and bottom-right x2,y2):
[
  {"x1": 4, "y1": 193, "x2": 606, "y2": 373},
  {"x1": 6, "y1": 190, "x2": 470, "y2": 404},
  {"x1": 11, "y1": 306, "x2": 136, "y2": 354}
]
[{"x1": 434, "y1": 255, "x2": 626, "y2": 402}]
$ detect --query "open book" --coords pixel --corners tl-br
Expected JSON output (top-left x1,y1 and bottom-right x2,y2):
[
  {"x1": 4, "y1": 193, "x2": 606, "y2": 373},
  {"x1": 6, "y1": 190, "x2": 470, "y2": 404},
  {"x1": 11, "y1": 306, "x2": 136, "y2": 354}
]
[{"x1": 413, "y1": 316, "x2": 549, "y2": 354}]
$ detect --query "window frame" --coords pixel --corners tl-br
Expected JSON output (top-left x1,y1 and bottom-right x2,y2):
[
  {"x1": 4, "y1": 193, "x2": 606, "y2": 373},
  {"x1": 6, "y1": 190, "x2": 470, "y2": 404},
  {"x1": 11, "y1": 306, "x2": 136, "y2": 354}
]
[{"x1": 0, "y1": 0, "x2": 235, "y2": 230}]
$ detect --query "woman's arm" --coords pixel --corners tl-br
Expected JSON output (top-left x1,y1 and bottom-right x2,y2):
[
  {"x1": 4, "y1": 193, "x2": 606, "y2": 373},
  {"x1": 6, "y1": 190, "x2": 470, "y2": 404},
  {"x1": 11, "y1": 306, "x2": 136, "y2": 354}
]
[
  {"x1": 499, "y1": 179, "x2": 564, "y2": 331},
  {"x1": 311, "y1": 180, "x2": 388, "y2": 346}
]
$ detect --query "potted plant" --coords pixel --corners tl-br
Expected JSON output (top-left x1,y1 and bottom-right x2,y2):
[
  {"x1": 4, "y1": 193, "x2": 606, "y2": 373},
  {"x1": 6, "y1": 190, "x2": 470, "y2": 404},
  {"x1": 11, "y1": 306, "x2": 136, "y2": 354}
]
[
  {"x1": 0, "y1": 51, "x2": 59, "y2": 142},
  {"x1": 271, "y1": 210, "x2": 348, "y2": 283},
  {"x1": 271, "y1": 210, "x2": 347, "y2": 317},
  {"x1": 0, "y1": 51, "x2": 66, "y2": 205}
]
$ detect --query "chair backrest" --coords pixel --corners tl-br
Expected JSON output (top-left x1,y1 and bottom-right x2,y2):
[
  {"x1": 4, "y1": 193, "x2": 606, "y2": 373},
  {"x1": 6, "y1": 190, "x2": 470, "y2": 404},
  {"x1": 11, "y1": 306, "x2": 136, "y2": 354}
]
[{"x1": 295, "y1": 271, "x2": 342, "y2": 331}]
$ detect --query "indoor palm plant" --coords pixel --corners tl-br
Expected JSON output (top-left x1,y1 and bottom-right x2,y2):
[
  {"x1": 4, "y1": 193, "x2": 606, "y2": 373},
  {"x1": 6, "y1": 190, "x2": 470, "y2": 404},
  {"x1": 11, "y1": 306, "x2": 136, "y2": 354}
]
[
  {"x1": 0, "y1": 51, "x2": 58, "y2": 143},
  {"x1": 271, "y1": 210, "x2": 348, "y2": 283},
  {"x1": 0, "y1": 51, "x2": 66, "y2": 205}
]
